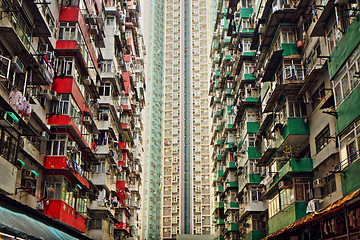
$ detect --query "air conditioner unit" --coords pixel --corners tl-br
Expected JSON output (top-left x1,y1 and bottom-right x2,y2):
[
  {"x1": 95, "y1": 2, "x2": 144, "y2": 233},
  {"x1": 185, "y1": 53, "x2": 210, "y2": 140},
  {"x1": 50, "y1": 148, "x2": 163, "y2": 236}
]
[
  {"x1": 278, "y1": 181, "x2": 291, "y2": 189},
  {"x1": 23, "y1": 170, "x2": 36, "y2": 179},
  {"x1": 83, "y1": 116, "x2": 92, "y2": 125},
  {"x1": 313, "y1": 178, "x2": 325, "y2": 188},
  {"x1": 83, "y1": 76, "x2": 91, "y2": 85},
  {"x1": 0, "y1": 111, "x2": 16, "y2": 127},
  {"x1": 12, "y1": 56, "x2": 24, "y2": 73},
  {"x1": 39, "y1": 131, "x2": 49, "y2": 140}
]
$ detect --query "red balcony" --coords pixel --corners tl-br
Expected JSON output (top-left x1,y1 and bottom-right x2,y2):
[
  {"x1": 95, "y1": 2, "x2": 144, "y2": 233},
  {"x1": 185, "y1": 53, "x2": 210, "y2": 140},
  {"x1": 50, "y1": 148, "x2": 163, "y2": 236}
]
[
  {"x1": 57, "y1": 6, "x2": 98, "y2": 73},
  {"x1": 114, "y1": 222, "x2": 130, "y2": 234},
  {"x1": 52, "y1": 77, "x2": 91, "y2": 114},
  {"x1": 119, "y1": 141, "x2": 130, "y2": 152},
  {"x1": 44, "y1": 156, "x2": 90, "y2": 189},
  {"x1": 47, "y1": 115, "x2": 97, "y2": 164},
  {"x1": 118, "y1": 152, "x2": 130, "y2": 169},
  {"x1": 41, "y1": 199, "x2": 86, "y2": 232}
]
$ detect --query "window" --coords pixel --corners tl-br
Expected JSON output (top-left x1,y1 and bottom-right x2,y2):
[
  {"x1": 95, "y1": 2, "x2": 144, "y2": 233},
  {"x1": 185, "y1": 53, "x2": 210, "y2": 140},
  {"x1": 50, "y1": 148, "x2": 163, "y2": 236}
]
[
  {"x1": 0, "y1": 127, "x2": 18, "y2": 163},
  {"x1": 99, "y1": 83, "x2": 111, "y2": 96},
  {"x1": 251, "y1": 187, "x2": 262, "y2": 201},
  {"x1": 338, "y1": 119, "x2": 360, "y2": 166},
  {"x1": 171, "y1": 186, "x2": 178, "y2": 193},
  {"x1": 294, "y1": 179, "x2": 311, "y2": 201},
  {"x1": 241, "y1": 0, "x2": 252, "y2": 8},
  {"x1": 321, "y1": 174, "x2": 337, "y2": 196},
  {"x1": 280, "y1": 188, "x2": 294, "y2": 208},
  {"x1": 332, "y1": 44, "x2": 360, "y2": 106},
  {"x1": 58, "y1": 22, "x2": 81, "y2": 41},
  {"x1": 61, "y1": 0, "x2": 79, "y2": 6},
  {"x1": 46, "y1": 134, "x2": 67, "y2": 156},
  {"x1": 269, "y1": 194, "x2": 280, "y2": 218},
  {"x1": 106, "y1": 17, "x2": 114, "y2": 26},
  {"x1": 101, "y1": 60, "x2": 113, "y2": 73},
  {"x1": 312, "y1": 82, "x2": 326, "y2": 109},
  {"x1": 315, "y1": 125, "x2": 331, "y2": 153}
]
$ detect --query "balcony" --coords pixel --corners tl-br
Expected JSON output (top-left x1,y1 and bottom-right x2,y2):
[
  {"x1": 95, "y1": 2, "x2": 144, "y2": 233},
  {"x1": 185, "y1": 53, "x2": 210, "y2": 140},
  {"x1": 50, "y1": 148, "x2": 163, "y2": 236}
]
[
  {"x1": 239, "y1": 201, "x2": 268, "y2": 219},
  {"x1": 215, "y1": 219, "x2": 225, "y2": 225},
  {"x1": 41, "y1": 199, "x2": 86, "y2": 232},
  {"x1": 90, "y1": 172, "x2": 116, "y2": 192},
  {"x1": 225, "y1": 201, "x2": 239, "y2": 213},
  {"x1": 44, "y1": 156, "x2": 90, "y2": 189},
  {"x1": 238, "y1": 173, "x2": 262, "y2": 191},
  {"x1": 225, "y1": 222, "x2": 239, "y2": 231},
  {"x1": 216, "y1": 185, "x2": 224, "y2": 194},
  {"x1": 114, "y1": 222, "x2": 131, "y2": 235},
  {"x1": 263, "y1": 158, "x2": 313, "y2": 198},
  {"x1": 268, "y1": 201, "x2": 308, "y2": 234}
]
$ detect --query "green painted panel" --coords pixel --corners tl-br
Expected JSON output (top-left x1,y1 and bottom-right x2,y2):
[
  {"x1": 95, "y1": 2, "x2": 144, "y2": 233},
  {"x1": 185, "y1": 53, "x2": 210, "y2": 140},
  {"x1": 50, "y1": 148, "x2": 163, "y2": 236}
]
[
  {"x1": 242, "y1": 29, "x2": 254, "y2": 33},
  {"x1": 243, "y1": 52, "x2": 256, "y2": 57},
  {"x1": 248, "y1": 147, "x2": 262, "y2": 159},
  {"x1": 216, "y1": 219, "x2": 225, "y2": 225},
  {"x1": 329, "y1": 14, "x2": 360, "y2": 80},
  {"x1": 290, "y1": 158, "x2": 313, "y2": 171},
  {"x1": 281, "y1": 43, "x2": 300, "y2": 56},
  {"x1": 227, "y1": 223, "x2": 240, "y2": 231},
  {"x1": 342, "y1": 158, "x2": 360, "y2": 195},
  {"x1": 336, "y1": 85, "x2": 360, "y2": 134},
  {"x1": 268, "y1": 202, "x2": 308, "y2": 234},
  {"x1": 227, "y1": 161, "x2": 236, "y2": 169},
  {"x1": 242, "y1": 230, "x2": 266, "y2": 240},
  {"x1": 249, "y1": 173, "x2": 262, "y2": 183},
  {"x1": 281, "y1": 117, "x2": 310, "y2": 139},
  {"x1": 244, "y1": 73, "x2": 256, "y2": 79},
  {"x1": 240, "y1": 8, "x2": 253, "y2": 18},
  {"x1": 247, "y1": 122, "x2": 260, "y2": 133},
  {"x1": 245, "y1": 97, "x2": 259, "y2": 102}
]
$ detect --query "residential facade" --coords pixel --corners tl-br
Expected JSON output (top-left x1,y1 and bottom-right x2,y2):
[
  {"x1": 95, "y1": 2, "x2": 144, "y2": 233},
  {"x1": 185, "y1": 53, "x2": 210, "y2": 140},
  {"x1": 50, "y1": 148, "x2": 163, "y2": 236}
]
[
  {"x1": 142, "y1": 0, "x2": 165, "y2": 239},
  {"x1": 161, "y1": 0, "x2": 212, "y2": 238},
  {"x1": 0, "y1": 0, "x2": 145, "y2": 239},
  {"x1": 210, "y1": 0, "x2": 360, "y2": 239}
]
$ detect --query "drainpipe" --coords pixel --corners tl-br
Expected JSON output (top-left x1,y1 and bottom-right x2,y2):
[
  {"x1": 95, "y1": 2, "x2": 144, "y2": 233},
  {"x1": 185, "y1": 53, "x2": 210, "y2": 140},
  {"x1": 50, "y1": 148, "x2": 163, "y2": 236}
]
[
  {"x1": 23, "y1": 70, "x2": 28, "y2": 97},
  {"x1": 344, "y1": 207, "x2": 350, "y2": 240},
  {"x1": 320, "y1": 221, "x2": 324, "y2": 240}
]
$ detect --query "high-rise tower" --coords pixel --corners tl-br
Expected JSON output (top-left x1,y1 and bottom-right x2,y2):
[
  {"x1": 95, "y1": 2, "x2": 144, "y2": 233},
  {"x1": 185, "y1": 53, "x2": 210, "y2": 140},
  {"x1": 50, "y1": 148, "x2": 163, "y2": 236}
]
[
  {"x1": 161, "y1": 0, "x2": 212, "y2": 238},
  {"x1": 142, "y1": 0, "x2": 165, "y2": 239}
]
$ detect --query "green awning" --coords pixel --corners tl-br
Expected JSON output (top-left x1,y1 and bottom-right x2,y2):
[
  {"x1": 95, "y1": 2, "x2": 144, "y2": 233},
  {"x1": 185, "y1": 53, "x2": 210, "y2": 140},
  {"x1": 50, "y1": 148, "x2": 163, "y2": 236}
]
[{"x1": 0, "y1": 205, "x2": 79, "y2": 240}]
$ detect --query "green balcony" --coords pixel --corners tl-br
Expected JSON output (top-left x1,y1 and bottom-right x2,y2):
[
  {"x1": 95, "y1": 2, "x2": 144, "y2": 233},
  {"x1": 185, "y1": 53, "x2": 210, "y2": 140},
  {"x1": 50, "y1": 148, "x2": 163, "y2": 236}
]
[
  {"x1": 225, "y1": 88, "x2": 232, "y2": 95},
  {"x1": 216, "y1": 124, "x2": 222, "y2": 131},
  {"x1": 238, "y1": 173, "x2": 262, "y2": 191},
  {"x1": 216, "y1": 201, "x2": 224, "y2": 209},
  {"x1": 215, "y1": 139, "x2": 223, "y2": 146},
  {"x1": 224, "y1": 38, "x2": 231, "y2": 44},
  {"x1": 341, "y1": 157, "x2": 360, "y2": 195},
  {"x1": 247, "y1": 147, "x2": 262, "y2": 159},
  {"x1": 242, "y1": 51, "x2": 256, "y2": 57},
  {"x1": 244, "y1": 73, "x2": 256, "y2": 80},
  {"x1": 216, "y1": 154, "x2": 223, "y2": 161},
  {"x1": 226, "y1": 222, "x2": 239, "y2": 231},
  {"x1": 281, "y1": 117, "x2": 310, "y2": 143},
  {"x1": 216, "y1": 219, "x2": 225, "y2": 225},
  {"x1": 268, "y1": 202, "x2": 308, "y2": 234},
  {"x1": 240, "y1": 8, "x2": 253, "y2": 18},
  {"x1": 216, "y1": 170, "x2": 224, "y2": 180},
  {"x1": 216, "y1": 185, "x2": 224, "y2": 193},
  {"x1": 225, "y1": 181, "x2": 238, "y2": 190},
  {"x1": 215, "y1": 56, "x2": 220, "y2": 63},
  {"x1": 225, "y1": 201, "x2": 239, "y2": 212},
  {"x1": 226, "y1": 161, "x2": 236, "y2": 170},
  {"x1": 225, "y1": 142, "x2": 235, "y2": 149},
  {"x1": 225, "y1": 123, "x2": 234, "y2": 130},
  {"x1": 242, "y1": 230, "x2": 266, "y2": 240},
  {"x1": 265, "y1": 158, "x2": 313, "y2": 198},
  {"x1": 224, "y1": 54, "x2": 232, "y2": 60},
  {"x1": 281, "y1": 43, "x2": 301, "y2": 57}
]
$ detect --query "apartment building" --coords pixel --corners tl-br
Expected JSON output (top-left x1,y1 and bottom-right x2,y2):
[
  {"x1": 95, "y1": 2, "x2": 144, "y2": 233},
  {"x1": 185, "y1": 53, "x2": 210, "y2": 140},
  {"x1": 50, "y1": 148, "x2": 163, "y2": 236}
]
[
  {"x1": 161, "y1": 0, "x2": 212, "y2": 238},
  {"x1": 0, "y1": 0, "x2": 145, "y2": 239},
  {"x1": 141, "y1": 0, "x2": 165, "y2": 239},
  {"x1": 210, "y1": 0, "x2": 360, "y2": 239}
]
